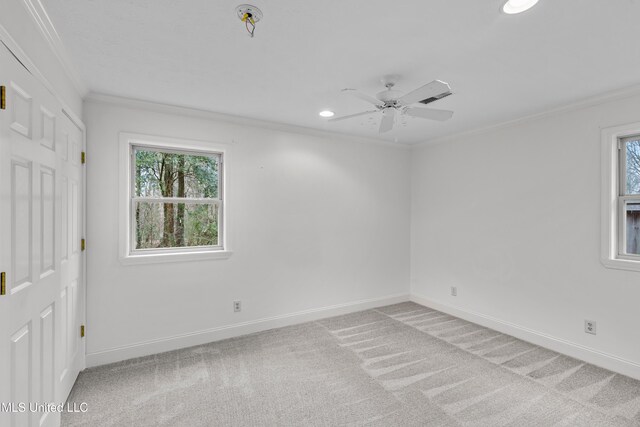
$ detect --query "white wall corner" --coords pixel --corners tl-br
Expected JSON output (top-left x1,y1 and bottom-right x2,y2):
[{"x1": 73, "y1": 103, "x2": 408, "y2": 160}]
[{"x1": 410, "y1": 293, "x2": 640, "y2": 381}]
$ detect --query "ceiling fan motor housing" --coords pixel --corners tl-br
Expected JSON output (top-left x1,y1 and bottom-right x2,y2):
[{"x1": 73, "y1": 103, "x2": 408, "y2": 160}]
[{"x1": 376, "y1": 89, "x2": 403, "y2": 104}]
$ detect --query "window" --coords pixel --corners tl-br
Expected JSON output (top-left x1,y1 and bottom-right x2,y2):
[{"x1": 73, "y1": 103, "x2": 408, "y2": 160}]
[
  {"x1": 618, "y1": 136, "x2": 640, "y2": 258},
  {"x1": 601, "y1": 123, "x2": 640, "y2": 271},
  {"x1": 119, "y1": 133, "x2": 231, "y2": 264},
  {"x1": 132, "y1": 146, "x2": 222, "y2": 252}
]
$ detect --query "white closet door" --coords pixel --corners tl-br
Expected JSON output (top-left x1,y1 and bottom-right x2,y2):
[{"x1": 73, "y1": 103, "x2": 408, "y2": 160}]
[
  {"x1": 0, "y1": 42, "x2": 85, "y2": 427},
  {"x1": 56, "y1": 88, "x2": 85, "y2": 409}
]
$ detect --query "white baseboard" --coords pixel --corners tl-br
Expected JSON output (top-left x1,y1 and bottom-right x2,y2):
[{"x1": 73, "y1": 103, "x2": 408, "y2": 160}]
[
  {"x1": 86, "y1": 293, "x2": 410, "y2": 368},
  {"x1": 410, "y1": 293, "x2": 640, "y2": 380}
]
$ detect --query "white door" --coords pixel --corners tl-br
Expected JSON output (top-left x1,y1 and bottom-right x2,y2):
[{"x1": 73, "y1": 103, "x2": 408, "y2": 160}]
[{"x1": 0, "y1": 42, "x2": 85, "y2": 427}]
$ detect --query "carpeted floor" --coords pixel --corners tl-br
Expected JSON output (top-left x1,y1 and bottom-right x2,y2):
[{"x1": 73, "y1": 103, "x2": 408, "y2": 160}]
[{"x1": 63, "y1": 302, "x2": 640, "y2": 426}]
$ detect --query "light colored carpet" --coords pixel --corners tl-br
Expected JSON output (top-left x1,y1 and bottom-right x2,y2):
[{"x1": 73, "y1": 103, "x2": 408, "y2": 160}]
[{"x1": 63, "y1": 302, "x2": 640, "y2": 426}]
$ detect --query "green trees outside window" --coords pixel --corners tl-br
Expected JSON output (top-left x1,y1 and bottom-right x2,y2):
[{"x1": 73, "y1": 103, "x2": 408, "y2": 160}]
[{"x1": 133, "y1": 148, "x2": 221, "y2": 250}]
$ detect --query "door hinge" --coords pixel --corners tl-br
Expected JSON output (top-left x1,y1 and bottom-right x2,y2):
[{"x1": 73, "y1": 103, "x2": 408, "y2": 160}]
[
  {"x1": 80, "y1": 325, "x2": 85, "y2": 338},
  {"x1": 81, "y1": 239, "x2": 85, "y2": 251},
  {"x1": 0, "y1": 272, "x2": 5, "y2": 295},
  {"x1": 81, "y1": 151, "x2": 86, "y2": 164},
  {"x1": 0, "y1": 86, "x2": 6, "y2": 110}
]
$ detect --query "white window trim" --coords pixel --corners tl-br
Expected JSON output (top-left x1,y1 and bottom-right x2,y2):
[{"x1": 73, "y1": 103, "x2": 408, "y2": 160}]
[
  {"x1": 119, "y1": 132, "x2": 232, "y2": 265},
  {"x1": 601, "y1": 122, "x2": 640, "y2": 272}
]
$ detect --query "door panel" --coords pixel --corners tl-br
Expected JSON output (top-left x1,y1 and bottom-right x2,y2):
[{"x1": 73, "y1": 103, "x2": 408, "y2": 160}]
[
  {"x1": 39, "y1": 305, "x2": 54, "y2": 427},
  {"x1": 61, "y1": 177, "x2": 68, "y2": 263},
  {"x1": 39, "y1": 305, "x2": 55, "y2": 401},
  {"x1": 9, "y1": 82, "x2": 32, "y2": 138},
  {"x1": 40, "y1": 167, "x2": 55, "y2": 275},
  {"x1": 58, "y1": 288, "x2": 67, "y2": 384},
  {"x1": 39, "y1": 107, "x2": 56, "y2": 152},
  {"x1": 10, "y1": 323, "x2": 31, "y2": 427},
  {"x1": 0, "y1": 41, "x2": 85, "y2": 427},
  {"x1": 11, "y1": 158, "x2": 32, "y2": 291},
  {"x1": 71, "y1": 180, "x2": 78, "y2": 255}
]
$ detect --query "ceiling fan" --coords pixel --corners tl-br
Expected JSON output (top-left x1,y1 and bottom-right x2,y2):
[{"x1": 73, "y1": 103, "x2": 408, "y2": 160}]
[{"x1": 330, "y1": 76, "x2": 454, "y2": 133}]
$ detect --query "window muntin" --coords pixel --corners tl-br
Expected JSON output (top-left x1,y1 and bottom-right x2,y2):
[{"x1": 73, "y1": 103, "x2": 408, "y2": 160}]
[
  {"x1": 131, "y1": 146, "x2": 223, "y2": 253},
  {"x1": 618, "y1": 135, "x2": 640, "y2": 258}
]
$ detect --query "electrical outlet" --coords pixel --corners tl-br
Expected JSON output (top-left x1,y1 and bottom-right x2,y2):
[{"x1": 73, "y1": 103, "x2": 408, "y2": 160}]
[
  {"x1": 585, "y1": 320, "x2": 596, "y2": 335},
  {"x1": 234, "y1": 301, "x2": 242, "y2": 312},
  {"x1": 451, "y1": 286, "x2": 457, "y2": 297}
]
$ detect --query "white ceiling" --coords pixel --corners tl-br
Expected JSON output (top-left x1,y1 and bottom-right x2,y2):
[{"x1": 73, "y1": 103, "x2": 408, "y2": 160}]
[{"x1": 44, "y1": 0, "x2": 640, "y2": 144}]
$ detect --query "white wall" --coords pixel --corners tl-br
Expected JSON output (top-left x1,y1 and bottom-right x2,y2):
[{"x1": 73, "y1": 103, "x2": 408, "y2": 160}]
[
  {"x1": 411, "y1": 91, "x2": 640, "y2": 378},
  {"x1": 7, "y1": 0, "x2": 640, "y2": 381},
  {"x1": 0, "y1": 0, "x2": 82, "y2": 116},
  {"x1": 84, "y1": 97, "x2": 411, "y2": 365}
]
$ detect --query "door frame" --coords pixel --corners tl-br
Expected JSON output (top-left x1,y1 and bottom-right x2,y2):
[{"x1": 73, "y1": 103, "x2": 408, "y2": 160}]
[{"x1": 0, "y1": 23, "x2": 87, "y2": 376}]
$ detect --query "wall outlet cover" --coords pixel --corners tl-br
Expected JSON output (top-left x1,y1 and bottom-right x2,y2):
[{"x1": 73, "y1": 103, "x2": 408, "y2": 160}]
[
  {"x1": 451, "y1": 287, "x2": 457, "y2": 297},
  {"x1": 585, "y1": 320, "x2": 596, "y2": 335}
]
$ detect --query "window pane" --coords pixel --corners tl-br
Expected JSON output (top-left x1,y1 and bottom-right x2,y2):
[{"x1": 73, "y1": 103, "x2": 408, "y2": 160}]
[
  {"x1": 134, "y1": 149, "x2": 219, "y2": 199},
  {"x1": 625, "y1": 202, "x2": 640, "y2": 255},
  {"x1": 135, "y1": 202, "x2": 219, "y2": 249},
  {"x1": 625, "y1": 139, "x2": 640, "y2": 195}
]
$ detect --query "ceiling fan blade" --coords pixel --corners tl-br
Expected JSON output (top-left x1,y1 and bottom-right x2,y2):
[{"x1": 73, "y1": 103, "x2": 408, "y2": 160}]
[
  {"x1": 329, "y1": 110, "x2": 379, "y2": 122},
  {"x1": 398, "y1": 80, "x2": 452, "y2": 106},
  {"x1": 405, "y1": 107, "x2": 454, "y2": 121},
  {"x1": 379, "y1": 108, "x2": 396, "y2": 133},
  {"x1": 342, "y1": 89, "x2": 384, "y2": 107}
]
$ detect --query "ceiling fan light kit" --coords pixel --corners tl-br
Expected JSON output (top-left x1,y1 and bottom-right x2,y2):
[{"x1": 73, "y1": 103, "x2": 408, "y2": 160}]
[{"x1": 330, "y1": 76, "x2": 454, "y2": 134}]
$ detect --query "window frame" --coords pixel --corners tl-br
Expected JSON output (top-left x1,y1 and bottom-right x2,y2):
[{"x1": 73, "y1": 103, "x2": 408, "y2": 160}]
[
  {"x1": 119, "y1": 132, "x2": 232, "y2": 265},
  {"x1": 616, "y1": 135, "x2": 640, "y2": 261},
  {"x1": 601, "y1": 122, "x2": 640, "y2": 271}
]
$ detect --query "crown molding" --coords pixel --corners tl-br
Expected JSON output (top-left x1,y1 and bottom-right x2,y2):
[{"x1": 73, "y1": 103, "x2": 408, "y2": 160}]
[
  {"x1": 19, "y1": 0, "x2": 88, "y2": 97},
  {"x1": 415, "y1": 83, "x2": 640, "y2": 148},
  {"x1": 85, "y1": 92, "x2": 412, "y2": 150}
]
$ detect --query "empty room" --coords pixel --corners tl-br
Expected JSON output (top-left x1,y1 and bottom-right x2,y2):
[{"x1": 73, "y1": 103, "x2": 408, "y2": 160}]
[{"x1": 2, "y1": 0, "x2": 640, "y2": 425}]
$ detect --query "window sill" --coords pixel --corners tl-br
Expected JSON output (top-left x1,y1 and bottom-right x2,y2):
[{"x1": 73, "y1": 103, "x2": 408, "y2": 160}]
[
  {"x1": 120, "y1": 250, "x2": 233, "y2": 265},
  {"x1": 601, "y1": 256, "x2": 640, "y2": 273}
]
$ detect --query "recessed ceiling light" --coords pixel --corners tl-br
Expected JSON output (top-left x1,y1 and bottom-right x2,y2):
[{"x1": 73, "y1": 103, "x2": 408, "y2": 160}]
[
  {"x1": 319, "y1": 110, "x2": 334, "y2": 118},
  {"x1": 502, "y1": 0, "x2": 539, "y2": 14}
]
